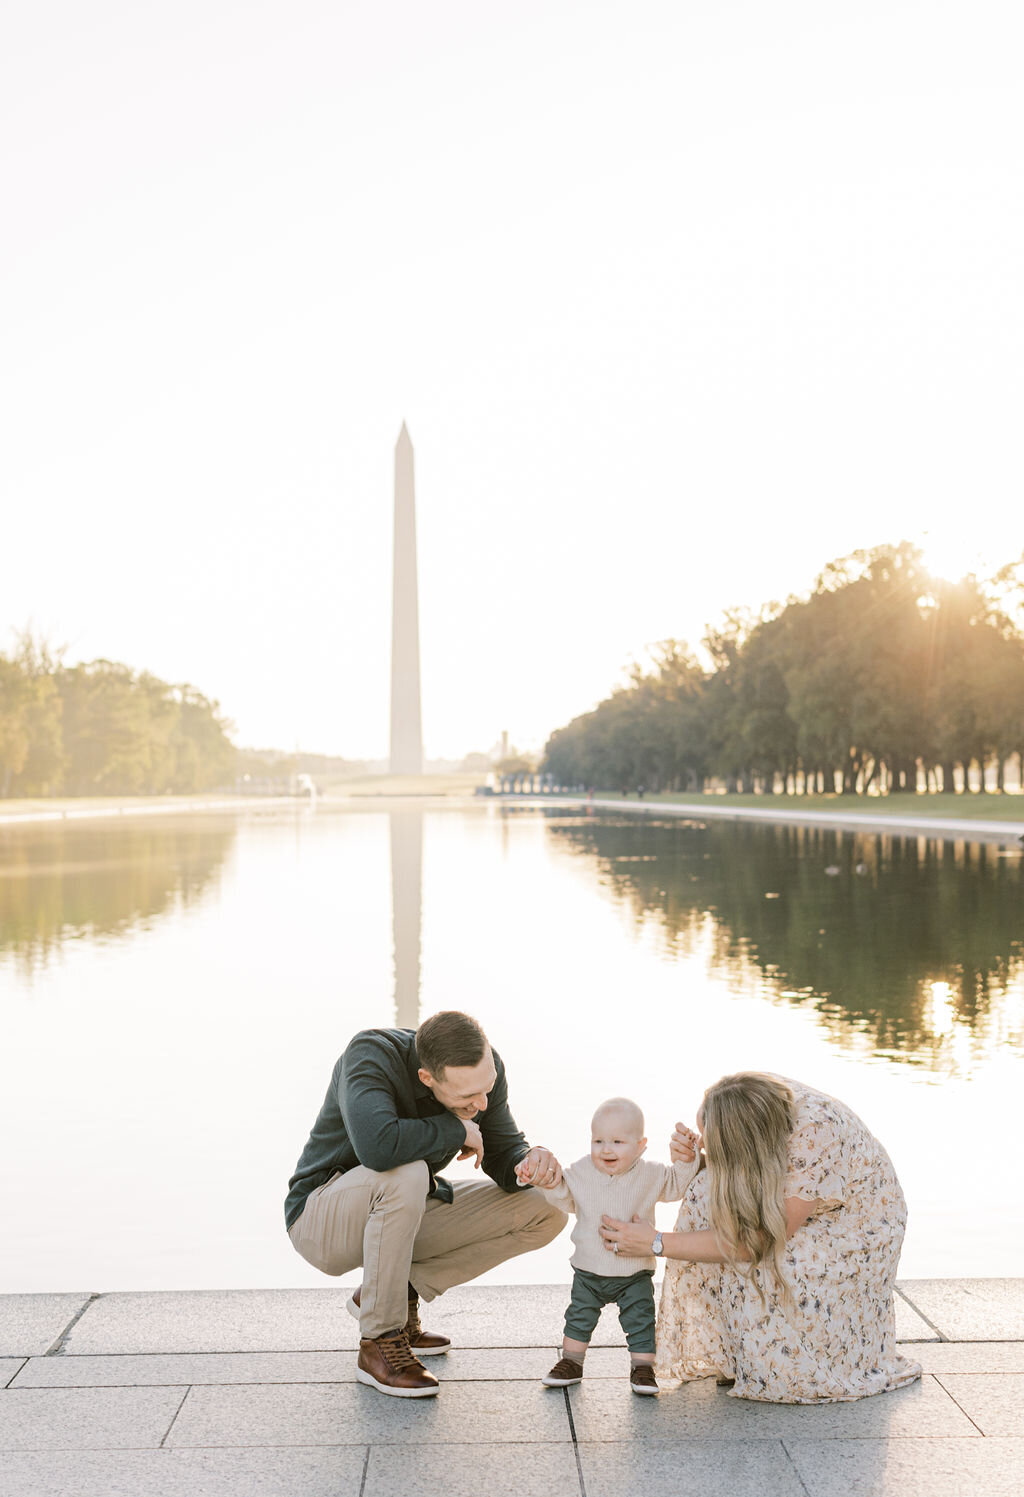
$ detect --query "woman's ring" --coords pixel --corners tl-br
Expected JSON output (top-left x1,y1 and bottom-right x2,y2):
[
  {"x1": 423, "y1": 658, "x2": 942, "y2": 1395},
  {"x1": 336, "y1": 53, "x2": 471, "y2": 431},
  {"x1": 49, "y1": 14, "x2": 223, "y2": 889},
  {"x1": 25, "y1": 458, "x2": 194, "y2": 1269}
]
[{"x1": 612, "y1": 1242, "x2": 619, "y2": 1254}]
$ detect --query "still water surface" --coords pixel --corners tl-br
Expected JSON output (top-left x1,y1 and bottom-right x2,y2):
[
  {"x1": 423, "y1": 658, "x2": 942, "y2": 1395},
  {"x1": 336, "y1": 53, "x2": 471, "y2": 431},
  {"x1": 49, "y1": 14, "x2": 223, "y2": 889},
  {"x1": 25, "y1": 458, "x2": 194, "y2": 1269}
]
[{"x1": 2, "y1": 803, "x2": 1021, "y2": 1292}]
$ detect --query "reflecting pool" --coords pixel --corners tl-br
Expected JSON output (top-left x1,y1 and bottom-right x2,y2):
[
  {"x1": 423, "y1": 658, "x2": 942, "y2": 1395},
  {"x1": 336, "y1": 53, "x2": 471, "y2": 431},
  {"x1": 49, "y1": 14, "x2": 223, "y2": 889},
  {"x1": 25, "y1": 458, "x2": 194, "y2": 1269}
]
[{"x1": 1, "y1": 803, "x2": 1020, "y2": 1293}]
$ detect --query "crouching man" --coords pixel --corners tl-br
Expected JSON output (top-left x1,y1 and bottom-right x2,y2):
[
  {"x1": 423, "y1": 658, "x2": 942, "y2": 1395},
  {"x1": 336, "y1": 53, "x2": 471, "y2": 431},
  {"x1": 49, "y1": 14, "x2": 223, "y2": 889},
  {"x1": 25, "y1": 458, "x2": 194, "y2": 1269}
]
[{"x1": 285, "y1": 1010, "x2": 567, "y2": 1397}]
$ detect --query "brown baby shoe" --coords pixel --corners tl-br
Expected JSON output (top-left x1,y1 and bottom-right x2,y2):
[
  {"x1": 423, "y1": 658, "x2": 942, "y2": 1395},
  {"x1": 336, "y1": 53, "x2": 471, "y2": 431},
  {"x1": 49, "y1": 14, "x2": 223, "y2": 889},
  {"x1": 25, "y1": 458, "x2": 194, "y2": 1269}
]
[{"x1": 542, "y1": 1356, "x2": 584, "y2": 1387}]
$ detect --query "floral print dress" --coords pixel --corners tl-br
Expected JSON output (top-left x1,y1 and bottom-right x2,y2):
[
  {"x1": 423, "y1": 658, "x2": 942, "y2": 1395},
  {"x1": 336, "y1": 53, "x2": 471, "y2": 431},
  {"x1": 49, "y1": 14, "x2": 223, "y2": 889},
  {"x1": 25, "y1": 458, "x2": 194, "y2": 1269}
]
[{"x1": 656, "y1": 1078, "x2": 922, "y2": 1403}]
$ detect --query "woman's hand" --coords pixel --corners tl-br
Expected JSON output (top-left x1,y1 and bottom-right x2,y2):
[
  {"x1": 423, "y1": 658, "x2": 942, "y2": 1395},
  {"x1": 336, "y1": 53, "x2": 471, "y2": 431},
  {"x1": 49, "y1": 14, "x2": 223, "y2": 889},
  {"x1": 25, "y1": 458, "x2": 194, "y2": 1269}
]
[
  {"x1": 600, "y1": 1213, "x2": 656, "y2": 1256},
  {"x1": 669, "y1": 1122, "x2": 699, "y2": 1165}
]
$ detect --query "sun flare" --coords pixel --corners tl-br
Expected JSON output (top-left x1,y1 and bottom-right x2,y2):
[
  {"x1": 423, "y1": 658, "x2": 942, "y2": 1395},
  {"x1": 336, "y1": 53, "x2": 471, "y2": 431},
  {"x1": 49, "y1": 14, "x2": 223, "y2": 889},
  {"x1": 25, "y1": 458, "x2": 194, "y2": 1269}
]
[
  {"x1": 917, "y1": 532, "x2": 987, "y2": 586},
  {"x1": 914, "y1": 525, "x2": 1024, "y2": 609}
]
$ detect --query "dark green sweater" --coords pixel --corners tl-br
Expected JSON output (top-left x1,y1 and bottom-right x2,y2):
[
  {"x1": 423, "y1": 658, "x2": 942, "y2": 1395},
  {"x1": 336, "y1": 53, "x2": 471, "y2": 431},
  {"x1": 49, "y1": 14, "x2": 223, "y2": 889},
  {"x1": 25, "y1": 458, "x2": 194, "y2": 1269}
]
[{"x1": 285, "y1": 1027, "x2": 533, "y2": 1229}]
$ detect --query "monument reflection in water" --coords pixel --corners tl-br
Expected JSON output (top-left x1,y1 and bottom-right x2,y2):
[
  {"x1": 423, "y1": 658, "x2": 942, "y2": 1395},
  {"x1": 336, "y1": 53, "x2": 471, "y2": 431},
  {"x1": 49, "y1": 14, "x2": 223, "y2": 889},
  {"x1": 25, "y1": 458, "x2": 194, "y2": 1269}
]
[{"x1": 389, "y1": 808, "x2": 423, "y2": 1029}]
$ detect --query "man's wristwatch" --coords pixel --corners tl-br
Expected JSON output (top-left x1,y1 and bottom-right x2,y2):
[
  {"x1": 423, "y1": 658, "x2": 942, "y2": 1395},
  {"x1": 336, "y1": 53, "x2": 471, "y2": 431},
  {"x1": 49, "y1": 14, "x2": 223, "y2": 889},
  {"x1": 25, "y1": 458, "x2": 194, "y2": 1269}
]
[{"x1": 651, "y1": 1231, "x2": 664, "y2": 1256}]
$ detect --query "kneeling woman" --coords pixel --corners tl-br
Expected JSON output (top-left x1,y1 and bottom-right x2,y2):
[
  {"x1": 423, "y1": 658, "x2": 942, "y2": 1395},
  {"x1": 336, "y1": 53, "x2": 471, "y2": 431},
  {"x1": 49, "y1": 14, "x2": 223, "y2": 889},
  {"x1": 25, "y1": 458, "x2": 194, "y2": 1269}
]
[{"x1": 600, "y1": 1073, "x2": 921, "y2": 1404}]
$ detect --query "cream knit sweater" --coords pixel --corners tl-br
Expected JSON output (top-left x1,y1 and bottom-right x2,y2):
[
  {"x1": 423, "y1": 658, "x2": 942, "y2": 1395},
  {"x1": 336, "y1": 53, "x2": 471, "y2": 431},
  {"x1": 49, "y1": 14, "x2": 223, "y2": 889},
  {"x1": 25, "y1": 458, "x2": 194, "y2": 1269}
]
[{"x1": 540, "y1": 1154, "x2": 700, "y2": 1276}]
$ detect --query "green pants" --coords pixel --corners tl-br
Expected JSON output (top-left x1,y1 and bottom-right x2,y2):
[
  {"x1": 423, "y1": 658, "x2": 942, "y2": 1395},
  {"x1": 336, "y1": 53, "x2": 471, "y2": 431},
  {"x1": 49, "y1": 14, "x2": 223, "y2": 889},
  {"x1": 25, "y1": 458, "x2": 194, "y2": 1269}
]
[{"x1": 563, "y1": 1267, "x2": 656, "y2": 1354}]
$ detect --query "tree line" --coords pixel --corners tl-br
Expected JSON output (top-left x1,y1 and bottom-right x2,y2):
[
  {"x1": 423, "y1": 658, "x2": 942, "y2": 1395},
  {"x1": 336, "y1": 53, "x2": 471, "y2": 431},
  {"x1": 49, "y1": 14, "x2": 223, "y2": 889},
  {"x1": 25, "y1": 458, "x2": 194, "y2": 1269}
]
[
  {"x1": 0, "y1": 637, "x2": 236, "y2": 797},
  {"x1": 546, "y1": 814, "x2": 1020, "y2": 1066},
  {"x1": 543, "y1": 543, "x2": 1024, "y2": 796}
]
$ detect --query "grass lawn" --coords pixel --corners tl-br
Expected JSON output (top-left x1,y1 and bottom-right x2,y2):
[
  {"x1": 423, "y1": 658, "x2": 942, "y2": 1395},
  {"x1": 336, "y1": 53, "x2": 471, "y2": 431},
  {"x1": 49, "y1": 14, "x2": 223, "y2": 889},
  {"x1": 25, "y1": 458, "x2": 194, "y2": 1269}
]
[{"x1": 592, "y1": 789, "x2": 1024, "y2": 822}]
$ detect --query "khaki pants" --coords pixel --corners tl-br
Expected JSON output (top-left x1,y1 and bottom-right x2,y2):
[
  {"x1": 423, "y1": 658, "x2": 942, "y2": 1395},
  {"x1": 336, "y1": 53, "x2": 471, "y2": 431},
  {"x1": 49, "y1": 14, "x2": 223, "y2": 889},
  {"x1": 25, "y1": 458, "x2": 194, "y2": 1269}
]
[{"x1": 288, "y1": 1160, "x2": 566, "y2": 1339}]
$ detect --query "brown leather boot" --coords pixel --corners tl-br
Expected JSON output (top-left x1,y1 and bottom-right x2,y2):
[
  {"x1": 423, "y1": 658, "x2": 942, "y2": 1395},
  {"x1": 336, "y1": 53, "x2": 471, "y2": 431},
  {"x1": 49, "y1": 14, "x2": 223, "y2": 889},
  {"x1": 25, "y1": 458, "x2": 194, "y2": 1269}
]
[
  {"x1": 404, "y1": 1292, "x2": 451, "y2": 1357},
  {"x1": 356, "y1": 1328, "x2": 439, "y2": 1398},
  {"x1": 346, "y1": 1286, "x2": 451, "y2": 1356}
]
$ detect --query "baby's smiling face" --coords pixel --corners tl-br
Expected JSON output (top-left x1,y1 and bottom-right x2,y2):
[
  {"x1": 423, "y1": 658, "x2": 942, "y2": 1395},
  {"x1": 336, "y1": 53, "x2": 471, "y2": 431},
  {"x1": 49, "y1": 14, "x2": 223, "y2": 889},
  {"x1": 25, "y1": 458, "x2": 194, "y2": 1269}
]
[{"x1": 590, "y1": 1104, "x2": 647, "y2": 1176}]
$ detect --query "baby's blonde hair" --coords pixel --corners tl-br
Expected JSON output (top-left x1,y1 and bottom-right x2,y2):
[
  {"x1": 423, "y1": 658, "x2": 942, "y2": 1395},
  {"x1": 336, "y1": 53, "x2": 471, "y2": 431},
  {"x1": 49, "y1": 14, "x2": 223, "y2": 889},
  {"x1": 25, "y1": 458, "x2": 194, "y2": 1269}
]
[
  {"x1": 592, "y1": 1097, "x2": 645, "y2": 1136},
  {"x1": 701, "y1": 1072, "x2": 795, "y2": 1305}
]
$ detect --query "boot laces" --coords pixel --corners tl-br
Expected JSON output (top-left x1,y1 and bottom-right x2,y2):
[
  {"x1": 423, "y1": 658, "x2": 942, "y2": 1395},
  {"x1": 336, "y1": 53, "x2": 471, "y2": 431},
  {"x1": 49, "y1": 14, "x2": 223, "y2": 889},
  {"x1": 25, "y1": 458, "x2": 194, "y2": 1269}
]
[{"x1": 376, "y1": 1329, "x2": 422, "y2": 1372}]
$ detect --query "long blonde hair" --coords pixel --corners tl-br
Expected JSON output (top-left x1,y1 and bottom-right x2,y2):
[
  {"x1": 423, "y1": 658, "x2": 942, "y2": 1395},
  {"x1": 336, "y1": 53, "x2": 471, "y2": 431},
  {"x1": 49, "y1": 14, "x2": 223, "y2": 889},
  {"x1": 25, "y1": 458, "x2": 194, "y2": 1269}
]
[{"x1": 701, "y1": 1072, "x2": 795, "y2": 1305}]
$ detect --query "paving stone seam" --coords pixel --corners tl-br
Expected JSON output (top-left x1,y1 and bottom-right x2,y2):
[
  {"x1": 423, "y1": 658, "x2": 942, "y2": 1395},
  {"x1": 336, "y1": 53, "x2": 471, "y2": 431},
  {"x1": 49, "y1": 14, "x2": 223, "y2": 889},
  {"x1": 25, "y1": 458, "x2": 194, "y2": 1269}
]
[
  {"x1": 777, "y1": 1437, "x2": 1023, "y2": 1458},
  {"x1": 45, "y1": 1293, "x2": 102, "y2": 1356},
  {"x1": 2, "y1": 1360, "x2": 26, "y2": 1389},
  {"x1": 60, "y1": 1349, "x2": 564, "y2": 1358},
  {"x1": 169, "y1": 1439, "x2": 579, "y2": 1449},
  {"x1": 6, "y1": 1374, "x2": 607, "y2": 1388},
  {"x1": 357, "y1": 1443, "x2": 370, "y2": 1497},
  {"x1": 7, "y1": 1339, "x2": 986, "y2": 1358},
  {"x1": 561, "y1": 1386, "x2": 587, "y2": 1497},
  {"x1": 893, "y1": 1290, "x2": 949, "y2": 1342},
  {"x1": 905, "y1": 1339, "x2": 1024, "y2": 1346},
  {"x1": 778, "y1": 1439, "x2": 814, "y2": 1497},
  {"x1": 931, "y1": 1373, "x2": 989, "y2": 1437},
  {"x1": 159, "y1": 1387, "x2": 192, "y2": 1449},
  {"x1": 23, "y1": 1365, "x2": 593, "y2": 1382},
  {"x1": 0, "y1": 1443, "x2": 191, "y2": 1454},
  {"x1": 562, "y1": 1434, "x2": 980, "y2": 1443}
]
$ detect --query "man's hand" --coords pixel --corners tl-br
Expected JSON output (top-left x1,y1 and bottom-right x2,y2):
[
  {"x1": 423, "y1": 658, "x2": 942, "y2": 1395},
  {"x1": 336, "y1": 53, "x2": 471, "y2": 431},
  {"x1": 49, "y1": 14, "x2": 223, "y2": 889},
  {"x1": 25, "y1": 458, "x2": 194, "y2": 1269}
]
[
  {"x1": 670, "y1": 1122, "x2": 699, "y2": 1165},
  {"x1": 458, "y1": 1118, "x2": 484, "y2": 1170},
  {"x1": 515, "y1": 1146, "x2": 562, "y2": 1188}
]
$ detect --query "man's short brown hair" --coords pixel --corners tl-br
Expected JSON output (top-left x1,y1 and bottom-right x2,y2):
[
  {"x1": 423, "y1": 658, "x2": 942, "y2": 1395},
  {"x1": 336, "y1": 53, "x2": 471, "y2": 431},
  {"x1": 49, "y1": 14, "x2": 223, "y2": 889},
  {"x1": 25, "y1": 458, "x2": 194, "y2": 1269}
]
[{"x1": 415, "y1": 1010, "x2": 488, "y2": 1078}]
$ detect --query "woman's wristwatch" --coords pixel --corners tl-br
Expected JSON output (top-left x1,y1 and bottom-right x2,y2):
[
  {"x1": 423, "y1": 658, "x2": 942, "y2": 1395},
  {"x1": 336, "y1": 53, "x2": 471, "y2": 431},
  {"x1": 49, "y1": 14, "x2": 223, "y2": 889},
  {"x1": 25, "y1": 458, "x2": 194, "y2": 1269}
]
[{"x1": 651, "y1": 1231, "x2": 664, "y2": 1256}]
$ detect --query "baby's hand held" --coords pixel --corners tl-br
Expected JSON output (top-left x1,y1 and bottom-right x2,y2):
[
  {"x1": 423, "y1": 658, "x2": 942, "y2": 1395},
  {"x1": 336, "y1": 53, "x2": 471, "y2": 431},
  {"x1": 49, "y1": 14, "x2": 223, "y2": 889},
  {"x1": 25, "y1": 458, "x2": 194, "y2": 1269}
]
[
  {"x1": 669, "y1": 1122, "x2": 698, "y2": 1164},
  {"x1": 514, "y1": 1159, "x2": 534, "y2": 1186}
]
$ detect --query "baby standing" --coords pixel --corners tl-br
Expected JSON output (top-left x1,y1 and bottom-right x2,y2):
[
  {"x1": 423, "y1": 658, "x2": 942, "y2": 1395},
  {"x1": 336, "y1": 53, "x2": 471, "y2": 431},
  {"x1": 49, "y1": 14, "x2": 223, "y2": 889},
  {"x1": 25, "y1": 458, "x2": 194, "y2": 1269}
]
[{"x1": 518, "y1": 1097, "x2": 699, "y2": 1395}]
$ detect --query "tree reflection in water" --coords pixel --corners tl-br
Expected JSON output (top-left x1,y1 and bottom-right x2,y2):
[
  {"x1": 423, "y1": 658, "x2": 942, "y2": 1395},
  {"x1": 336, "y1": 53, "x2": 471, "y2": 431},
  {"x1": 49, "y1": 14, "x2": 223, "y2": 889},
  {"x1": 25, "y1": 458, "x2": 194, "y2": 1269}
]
[
  {"x1": 541, "y1": 812, "x2": 1024, "y2": 1071},
  {"x1": 0, "y1": 817, "x2": 236, "y2": 970}
]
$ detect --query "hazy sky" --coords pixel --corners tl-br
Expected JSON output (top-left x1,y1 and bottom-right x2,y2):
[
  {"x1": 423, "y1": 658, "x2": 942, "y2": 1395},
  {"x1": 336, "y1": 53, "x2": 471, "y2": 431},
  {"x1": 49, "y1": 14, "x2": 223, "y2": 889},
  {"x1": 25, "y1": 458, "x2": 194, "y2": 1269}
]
[{"x1": 3, "y1": 2, "x2": 1022, "y2": 759}]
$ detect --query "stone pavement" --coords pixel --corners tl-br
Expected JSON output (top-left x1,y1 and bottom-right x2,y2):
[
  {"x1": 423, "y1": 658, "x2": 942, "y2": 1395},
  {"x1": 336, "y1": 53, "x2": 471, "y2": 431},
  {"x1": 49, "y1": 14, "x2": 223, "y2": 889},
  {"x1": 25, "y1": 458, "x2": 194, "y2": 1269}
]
[{"x1": 1, "y1": 1281, "x2": 1022, "y2": 1496}]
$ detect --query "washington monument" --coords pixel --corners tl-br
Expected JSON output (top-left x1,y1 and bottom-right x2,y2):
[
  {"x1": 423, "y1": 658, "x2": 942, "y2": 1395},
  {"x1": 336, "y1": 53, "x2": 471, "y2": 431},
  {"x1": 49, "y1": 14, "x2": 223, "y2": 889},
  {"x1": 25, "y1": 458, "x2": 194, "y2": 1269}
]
[{"x1": 389, "y1": 422, "x2": 423, "y2": 775}]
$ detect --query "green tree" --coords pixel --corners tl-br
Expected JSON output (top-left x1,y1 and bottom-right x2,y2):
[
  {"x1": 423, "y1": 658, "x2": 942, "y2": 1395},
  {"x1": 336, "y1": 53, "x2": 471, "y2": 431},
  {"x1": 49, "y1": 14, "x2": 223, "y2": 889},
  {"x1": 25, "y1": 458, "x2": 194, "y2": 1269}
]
[
  {"x1": 58, "y1": 662, "x2": 158, "y2": 794},
  {"x1": 0, "y1": 655, "x2": 33, "y2": 797},
  {"x1": 172, "y1": 686, "x2": 236, "y2": 791},
  {"x1": 541, "y1": 541, "x2": 1024, "y2": 799}
]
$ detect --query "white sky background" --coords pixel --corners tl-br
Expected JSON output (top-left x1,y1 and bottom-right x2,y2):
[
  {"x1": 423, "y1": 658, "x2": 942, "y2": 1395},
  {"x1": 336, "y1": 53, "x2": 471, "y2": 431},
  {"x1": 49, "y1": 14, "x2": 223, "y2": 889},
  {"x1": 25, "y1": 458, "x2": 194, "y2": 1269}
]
[{"x1": 2, "y1": 1, "x2": 1022, "y2": 760}]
